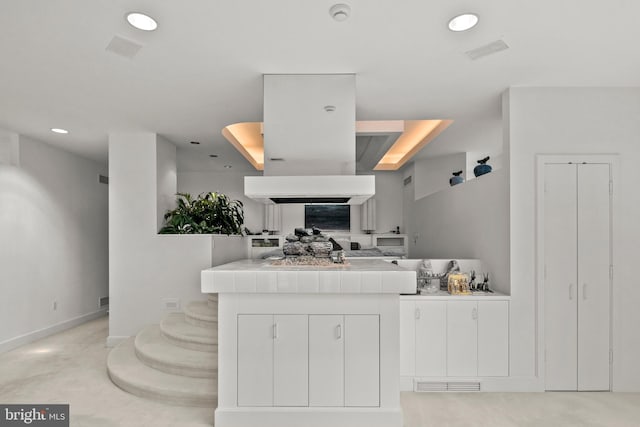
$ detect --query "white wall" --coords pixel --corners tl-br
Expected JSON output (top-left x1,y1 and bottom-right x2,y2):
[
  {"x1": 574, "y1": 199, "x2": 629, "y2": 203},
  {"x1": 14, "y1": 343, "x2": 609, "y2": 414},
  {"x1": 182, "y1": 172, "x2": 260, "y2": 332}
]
[
  {"x1": 177, "y1": 170, "x2": 264, "y2": 233},
  {"x1": 177, "y1": 170, "x2": 404, "y2": 236},
  {"x1": 0, "y1": 133, "x2": 108, "y2": 352},
  {"x1": 406, "y1": 169, "x2": 510, "y2": 295},
  {"x1": 507, "y1": 87, "x2": 640, "y2": 390},
  {"x1": 108, "y1": 133, "x2": 212, "y2": 341},
  {"x1": 414, "y1": 153, "x2": 467, "y2": 200}
]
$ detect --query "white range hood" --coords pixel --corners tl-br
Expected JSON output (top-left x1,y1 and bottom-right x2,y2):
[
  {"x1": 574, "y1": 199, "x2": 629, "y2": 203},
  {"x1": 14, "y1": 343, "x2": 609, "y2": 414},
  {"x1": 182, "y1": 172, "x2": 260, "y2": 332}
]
[{"x1": 245, "y1": 74, "x2": 375, "y2": 205}]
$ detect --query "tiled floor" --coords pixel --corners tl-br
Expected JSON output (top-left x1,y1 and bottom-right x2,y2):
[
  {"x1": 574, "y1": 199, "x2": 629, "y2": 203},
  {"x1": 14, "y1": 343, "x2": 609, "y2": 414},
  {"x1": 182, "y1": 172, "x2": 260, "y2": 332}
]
[{"x1": 1, "y1": 316, "x2": 639, "y2": 427}]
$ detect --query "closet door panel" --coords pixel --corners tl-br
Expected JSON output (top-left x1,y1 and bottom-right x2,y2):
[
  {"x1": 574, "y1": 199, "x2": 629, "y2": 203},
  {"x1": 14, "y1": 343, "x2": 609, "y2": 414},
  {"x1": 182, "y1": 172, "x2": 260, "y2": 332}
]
[
  {"x1": 544, "y1": 164, "x2": 578, "y2": 391},
  {"x1": 577, "y1": 163, "x2": 611, "y2": 391}
]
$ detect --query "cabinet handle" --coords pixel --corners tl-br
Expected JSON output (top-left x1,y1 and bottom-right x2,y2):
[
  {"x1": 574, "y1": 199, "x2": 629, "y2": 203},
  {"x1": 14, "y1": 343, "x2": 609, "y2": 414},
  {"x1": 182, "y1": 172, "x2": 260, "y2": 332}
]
[
  {"x1": 472, "y1": 307, "x2": 478, "y2": 320},
  {"x1": 336, "y1": 324, "x2": 342, "y2": 339},
  {"x1": 273, "y1": 323, "x2": 278, "y2": 339},
  {"x1": 569, "y1": 284, "x2": 574, "y2": 300},
  {"x1": 583, "y1": 283, "x2": 587, "y2": 300},
  {"x1": 415, "y1": 308, "x2": 421, "y2": 320}
]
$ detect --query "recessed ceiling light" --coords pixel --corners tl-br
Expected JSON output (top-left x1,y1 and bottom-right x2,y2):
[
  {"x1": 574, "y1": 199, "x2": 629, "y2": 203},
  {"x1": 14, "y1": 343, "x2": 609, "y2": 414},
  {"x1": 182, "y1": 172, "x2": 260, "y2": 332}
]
[
  {"x1": 329, "y1": 4, "x2": 351, "y2": 22},
  {"x1": 126, "y1": 12, "x2": 158, "y2": 31},
  {"x1": 224, "y1": 164, "x2": 232, "y2": 169},
  {"x1": 190, "y1": 141, "x2": 200, "y2": 145},
  {"x1": 51, "y1": 128, "x2": 69, "y2": 134},
  {"x1": 209, "y1": 154, "x2": 218, "y2": 158},
  {"x1": 448, "y1": 13, "x2": 479, "y2": 32}
]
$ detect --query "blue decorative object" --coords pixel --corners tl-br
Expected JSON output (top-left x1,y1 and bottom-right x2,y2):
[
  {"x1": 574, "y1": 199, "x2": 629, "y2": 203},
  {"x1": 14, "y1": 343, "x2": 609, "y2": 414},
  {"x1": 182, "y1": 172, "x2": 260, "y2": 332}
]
[
  {"x1": 473, "y1": 156, "x2": 492, "y2": 177},
  {"x1": 449, "y1": 170, "x2": 464, "y2": 186}
]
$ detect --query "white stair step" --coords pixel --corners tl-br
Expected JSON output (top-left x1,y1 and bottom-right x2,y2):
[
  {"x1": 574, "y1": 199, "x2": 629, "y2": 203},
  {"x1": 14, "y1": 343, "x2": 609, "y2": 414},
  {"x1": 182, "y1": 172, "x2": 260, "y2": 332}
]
[
  {"x1": 185, "y1": 301, "x2": 217, "y2": 327},
  {"x1": 107, "y1": 338, "x2": 217, "y2": 407},
  {"x1": 160, "y1": 313, "x2": 217, "y2": 353},
  {"x1": 135, "y1": 325, "x2": 217, "y2": 378}
]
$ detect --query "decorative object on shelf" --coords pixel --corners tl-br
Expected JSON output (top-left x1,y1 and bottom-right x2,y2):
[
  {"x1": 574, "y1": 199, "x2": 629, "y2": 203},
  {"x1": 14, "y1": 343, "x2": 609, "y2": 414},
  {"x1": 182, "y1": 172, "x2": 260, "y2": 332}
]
[
  {"x1": 441, "y1": 260, "x2": 461, "y2": 290},
  {"x1": 480, "y1": 273, "x2": 492, "y2": 292},
  {"x1": 449, "y1": 170, "x2": 465, "y2": 186},
  {"x1": 447, "y1": 273, "x2": 471, "y2": 295},
  {"x1": 473, "y1": 156, "x2": 492, "y2": 177},
  {"x1": 159, "y1": 192, "x2": 244, "y2": 235},
  {"x1": 469, "y1": 270, "x2": 477, "y2": 290}
]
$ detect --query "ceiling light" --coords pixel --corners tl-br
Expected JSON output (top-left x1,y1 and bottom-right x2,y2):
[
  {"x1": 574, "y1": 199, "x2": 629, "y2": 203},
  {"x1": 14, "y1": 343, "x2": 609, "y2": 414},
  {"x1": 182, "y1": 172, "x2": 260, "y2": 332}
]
[
  {"x1": 190, "y1": 141, "x2": 200, "y2": 145},
  {"x1": 448, "y1": 13, "x2": 478, "y2": 32},
  {"x1": 126, "y1": 12, "x2": 158, "y2": 31},
  {"x1": 224, "y1": 164, "x2": 232, "y2": 169},
  {"x1": 329, "y1": 4, "x2": 351, "y2": 22},
  {"x1": 51, "y1": 128, "x2": 69, "y2": 134}
]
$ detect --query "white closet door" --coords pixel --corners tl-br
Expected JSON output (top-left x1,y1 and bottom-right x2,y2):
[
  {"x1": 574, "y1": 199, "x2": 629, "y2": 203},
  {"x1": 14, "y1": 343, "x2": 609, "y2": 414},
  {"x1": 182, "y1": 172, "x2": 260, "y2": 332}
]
[
  {"x1": 309, "y1": 315, "x2": 344, "y2": 407},
  {"x1": 577, "y1": 164, "x2": 611, "y2": 391},
  {"x1": 415, "y1": 301, "x2": 447, "y2": 377},
  {"x1": 544, "y1": 164, "x2": 578, "y2": 391},
  {"x1": 447, "y1": 301, "x2": 478, "y2": 377},
  {"x1": 237, "y1": 315, "x2": 274, "y2": 406},
  {"x1": 273, "y1": 315, "x2": 309, "y2": 406}
]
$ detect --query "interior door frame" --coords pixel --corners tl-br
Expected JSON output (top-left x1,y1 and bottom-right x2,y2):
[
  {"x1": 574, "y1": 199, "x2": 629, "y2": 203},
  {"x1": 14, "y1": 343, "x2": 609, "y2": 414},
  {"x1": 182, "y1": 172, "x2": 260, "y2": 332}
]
[{"x1": 535, "y1": 154, "x2": 618, "y2": 391}]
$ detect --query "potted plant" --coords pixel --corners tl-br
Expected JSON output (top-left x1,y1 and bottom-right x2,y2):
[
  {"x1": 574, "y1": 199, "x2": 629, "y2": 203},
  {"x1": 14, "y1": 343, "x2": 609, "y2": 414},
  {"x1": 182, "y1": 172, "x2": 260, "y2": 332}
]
[{"x1": 159, "y1": 192, "x2": 245, "y2": 235}]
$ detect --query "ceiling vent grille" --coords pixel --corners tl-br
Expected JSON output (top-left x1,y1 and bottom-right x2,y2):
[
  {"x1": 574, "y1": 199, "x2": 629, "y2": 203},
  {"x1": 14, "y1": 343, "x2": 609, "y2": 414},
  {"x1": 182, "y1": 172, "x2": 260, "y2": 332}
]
[
  {"x1": 465, "y1": 40, "x2": 509, "y2": 60},
  {"x1": 106, "y1": 35, "x2": 143, "y2": 59},
  {"x1": 415, "y1": 381, "x2": 481, "y2": 392}
]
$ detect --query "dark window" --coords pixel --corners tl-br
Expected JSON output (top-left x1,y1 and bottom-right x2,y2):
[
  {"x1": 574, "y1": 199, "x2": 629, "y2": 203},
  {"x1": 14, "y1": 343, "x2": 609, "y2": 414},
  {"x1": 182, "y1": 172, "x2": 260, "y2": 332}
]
[{"x1": 304, "y1": 205, "x2": 350, "y2": 231}]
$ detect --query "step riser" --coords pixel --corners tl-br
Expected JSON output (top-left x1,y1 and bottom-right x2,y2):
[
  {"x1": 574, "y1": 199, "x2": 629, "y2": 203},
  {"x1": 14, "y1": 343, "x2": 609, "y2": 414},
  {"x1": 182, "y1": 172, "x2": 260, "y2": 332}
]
[
  {"x1": 135, "y1": 347, "x2": 218, "y2": 379},
  {"x1": 161, "y1": 332, "x2": 217, "y2": 353},
  {"x1": 185, "y1": 316, "x2": 217, "y2": 329},
  {"x1": 108, "y1": 369, "x2": 217, "y2": 407}
]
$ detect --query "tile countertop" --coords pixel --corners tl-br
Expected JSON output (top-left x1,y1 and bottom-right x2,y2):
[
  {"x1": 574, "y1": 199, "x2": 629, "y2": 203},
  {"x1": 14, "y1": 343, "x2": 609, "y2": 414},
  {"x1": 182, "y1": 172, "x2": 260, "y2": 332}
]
[
  {"x1": 201, "y1": 258, "x2": 417, "y2": 294},
  {"x1": 400, "y1": 290, "x2": 510, "y2": 300}
]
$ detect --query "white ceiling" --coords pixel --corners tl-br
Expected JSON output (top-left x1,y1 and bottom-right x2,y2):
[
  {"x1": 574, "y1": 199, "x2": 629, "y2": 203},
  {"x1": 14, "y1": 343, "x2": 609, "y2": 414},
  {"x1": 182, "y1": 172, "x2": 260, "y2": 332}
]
[{"x1": 1, "y1": 1, "x2": 639, "y2": 171}]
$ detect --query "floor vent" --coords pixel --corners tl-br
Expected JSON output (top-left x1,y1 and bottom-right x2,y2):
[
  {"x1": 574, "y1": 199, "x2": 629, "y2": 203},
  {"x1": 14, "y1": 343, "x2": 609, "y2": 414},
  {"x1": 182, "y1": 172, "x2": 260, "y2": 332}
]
[
  {"x1": 415, "y1": 381, "x2": 481, "y2": 392},
  {"x1": 99, "y1": 296, "x2": 109, "y2": 308}
]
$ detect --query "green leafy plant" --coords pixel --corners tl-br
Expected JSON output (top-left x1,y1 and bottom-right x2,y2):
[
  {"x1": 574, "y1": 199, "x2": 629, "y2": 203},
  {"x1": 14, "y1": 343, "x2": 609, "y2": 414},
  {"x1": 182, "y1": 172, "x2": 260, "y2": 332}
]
[{"x1": 159, "y1": 192, "x2": 245, "y2": 235}]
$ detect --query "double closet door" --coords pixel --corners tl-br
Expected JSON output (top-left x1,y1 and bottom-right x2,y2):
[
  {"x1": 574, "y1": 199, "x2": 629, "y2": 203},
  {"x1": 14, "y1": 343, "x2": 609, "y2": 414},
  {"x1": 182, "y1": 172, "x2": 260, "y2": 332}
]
[{"x1": 544, "y1": 162, "x2": 611, "y2": 391}]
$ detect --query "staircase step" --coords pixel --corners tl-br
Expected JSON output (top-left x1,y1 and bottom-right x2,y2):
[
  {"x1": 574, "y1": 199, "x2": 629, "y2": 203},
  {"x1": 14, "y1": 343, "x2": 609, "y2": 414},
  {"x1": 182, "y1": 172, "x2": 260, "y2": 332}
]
[
  {"x1": 160, "y1": 313, "x2": 217, "y2": 353},
  {"x1": 135, "y1": 325, "x2": 217, "y2": 378},
  {"x1": 185, "y1": 301, "x2": 217, "y2": 328},
  {"x1": 107, "y1": 338, "x2": 217, "y2": 407}
]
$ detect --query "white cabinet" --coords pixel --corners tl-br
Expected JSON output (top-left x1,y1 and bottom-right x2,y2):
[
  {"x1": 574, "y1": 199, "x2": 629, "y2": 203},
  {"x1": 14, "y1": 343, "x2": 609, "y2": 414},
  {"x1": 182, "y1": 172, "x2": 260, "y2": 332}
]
[
  {"x1": 273, "y1": 315, "x2": 308, "y2": 406},
  {"x1": 345, "y1": 315, "x2": 379, "y2": 407},
  {"x1": 400, "y1": 298, "x2": 509, "y2": 382},
  {"x1": 238, "y1": 315, "x2": 308, "y2": 407},
  {"x1": 415, "y1": 301, "x2": 446, "y2": 377},
  {"x1": 238, "y1": 315, "x2": 274, "y2": 406},
  {"x1": 447, "y1": 301, "x2": 478, "y2": 377},
  {"x1": 543, "y1": 162, "x2": 611, "y2": 391},
  {"x1": 240, "y1": 313, "x2": 380, "y2": 408},
  {"x1": 309, "y1": 315, "x2": 344, "y2": 406},
  {"x1": 478, "y1": 301, "x2": 509, "y2": 377}
]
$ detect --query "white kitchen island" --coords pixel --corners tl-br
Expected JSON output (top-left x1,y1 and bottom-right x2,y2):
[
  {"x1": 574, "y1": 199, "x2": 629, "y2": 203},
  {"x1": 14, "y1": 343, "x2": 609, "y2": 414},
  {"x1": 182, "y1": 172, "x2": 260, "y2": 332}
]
[{"x1": 201, "y1": 259, "x2": 416, "y2": 427}]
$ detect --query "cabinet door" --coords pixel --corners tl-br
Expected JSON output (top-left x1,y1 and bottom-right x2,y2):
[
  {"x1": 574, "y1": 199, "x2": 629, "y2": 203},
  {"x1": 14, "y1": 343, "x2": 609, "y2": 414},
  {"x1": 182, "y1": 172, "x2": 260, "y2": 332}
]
[
  {"x1": 478, "y1": 301, "x2": 509, "y2": 377},
  {"x1": 237, "y1": 315, "x2": 273, "y2": 406},
  {"x1": 544, "y1": 164, "x2": 578, "y2": 390},
  {"x1": 447, "y1": 301, "x2": 478, "y2": 377},
  {"x1": 309, "y1": 315, "x2": 344, "y2": 406},
  {"x1": 415, "y1": 301, "x2": 447, "y2": 377},
  {"x1": 577, "y1": 164, "x2": 611, "y2": 391},
  {"x1": 273, "y1": 315, "x2": 309, "y2": 406},
  {"x1": 345, "y1": 315, "x2": 379, "y2": 407},
  {"x1": 399, "y1": 301, "x2": 416, "y2": 376}
]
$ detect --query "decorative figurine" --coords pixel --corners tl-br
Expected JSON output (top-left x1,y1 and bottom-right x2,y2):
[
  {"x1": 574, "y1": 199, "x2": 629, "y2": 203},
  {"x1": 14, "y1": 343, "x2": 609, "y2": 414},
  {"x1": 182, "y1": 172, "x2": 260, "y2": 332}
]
[
  {"x1": 449, "y1": 170, "x2": 465, "y2": 186},
  {"x1": 473, "y1": 156, "x2": 493, "y2": 177},
  {"x1": 469, "y1": 270, "x2": 477, "y2": 290}
]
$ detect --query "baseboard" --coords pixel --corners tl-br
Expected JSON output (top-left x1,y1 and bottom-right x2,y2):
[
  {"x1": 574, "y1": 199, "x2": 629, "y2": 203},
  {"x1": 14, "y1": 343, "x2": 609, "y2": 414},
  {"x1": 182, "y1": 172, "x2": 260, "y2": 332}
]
[
  {"x1": 215, "y1": 407, "x2": 403, "y2": 427},
  {"x1": 106, "y1": 335, "x2": 130, "y2": 347},
  {"x1": 0, "y1": 309, "x2": 108, "y2": 354}
]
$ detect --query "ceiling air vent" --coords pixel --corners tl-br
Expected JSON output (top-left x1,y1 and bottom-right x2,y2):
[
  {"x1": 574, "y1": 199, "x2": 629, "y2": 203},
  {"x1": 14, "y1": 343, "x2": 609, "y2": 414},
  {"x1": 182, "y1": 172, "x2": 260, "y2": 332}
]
[
  {"x1": 106, "y1": 35, "x2": 143, "y2": 59},
  {"x1": 465, "y1": 39, "x2": 509, "y2": 60}
]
